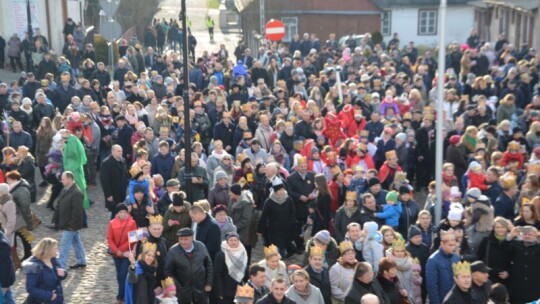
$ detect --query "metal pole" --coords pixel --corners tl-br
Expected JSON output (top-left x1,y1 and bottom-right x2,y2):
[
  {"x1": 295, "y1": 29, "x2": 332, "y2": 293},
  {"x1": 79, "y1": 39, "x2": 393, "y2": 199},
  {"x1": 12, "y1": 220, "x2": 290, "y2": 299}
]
[
  {"x1": 108, "y1": 1, "x2": 114, "y2": 77},
  {"x1": 26, "y1": 0, "x2": 34, "y2": 72},
  {"x1": 435, "y1": 0, "x2": 447, "y2": 225},
  {"x1": 260, "y1": 0, "x2": 265, "y2": 36},
  {"x1": 181, "y1": 0, "x2": 192, "y2": 202},
  {"x1": 336, "y1": 69, "x2": 343, "y2": 103}
]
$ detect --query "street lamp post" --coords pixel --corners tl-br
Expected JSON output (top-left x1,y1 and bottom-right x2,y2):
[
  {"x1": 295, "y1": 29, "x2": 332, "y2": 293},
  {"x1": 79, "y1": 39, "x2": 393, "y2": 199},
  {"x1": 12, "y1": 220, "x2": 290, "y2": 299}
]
[
  {"x1": 181, "y1": 0, "x2": 193, "y2": 202},
  {"x1": 26, "y1": 0, "x2": 34, "y2": 72}
]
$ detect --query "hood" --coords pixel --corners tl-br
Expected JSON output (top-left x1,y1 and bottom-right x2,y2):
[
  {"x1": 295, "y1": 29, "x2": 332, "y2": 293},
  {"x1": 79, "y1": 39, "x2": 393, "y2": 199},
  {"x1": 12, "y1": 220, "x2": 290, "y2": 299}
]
[
  {"x1": 0, "y1": 193, "x2": 13, "y2": 205},
  {"x1": 364, "y1": 221, "x2": 380, "y2": 238}
]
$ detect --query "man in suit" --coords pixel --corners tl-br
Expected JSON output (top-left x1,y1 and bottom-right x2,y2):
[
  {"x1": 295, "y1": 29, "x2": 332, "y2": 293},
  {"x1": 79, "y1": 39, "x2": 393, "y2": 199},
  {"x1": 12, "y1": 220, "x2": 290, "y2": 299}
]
[
  {"x1": 189, "y1": 205, "x2": 221, "y2": 260},
  {"x1": 287, "y1": 156, "x2": 316, "y2": 252},
  {"x1": 100, "y1": 145, "x2": 129, "y2": 217},
  {"x1": 55, "y1": 171, "x2": 87, "y2": 269}
]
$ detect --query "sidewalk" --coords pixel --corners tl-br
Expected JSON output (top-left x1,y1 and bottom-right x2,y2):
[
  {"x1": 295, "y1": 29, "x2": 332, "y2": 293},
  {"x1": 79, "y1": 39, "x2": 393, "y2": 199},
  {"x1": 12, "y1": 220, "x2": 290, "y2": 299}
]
[
  {"x1": 0, "y1": 68, "x2": 21, "y2": 83},
  {"x1": 154, "y1": 0, "x2": 241, "y2": 58}
]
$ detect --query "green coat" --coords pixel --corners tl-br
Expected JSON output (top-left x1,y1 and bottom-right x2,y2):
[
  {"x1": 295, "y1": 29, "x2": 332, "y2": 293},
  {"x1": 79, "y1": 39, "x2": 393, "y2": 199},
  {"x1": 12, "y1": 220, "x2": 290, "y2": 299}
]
[
  {"x1": 162, "y1": 202, "x2": 192, "y2": 248},
  {"x1": 63, "y1": 135, "x2": 89, "y2": 208}
]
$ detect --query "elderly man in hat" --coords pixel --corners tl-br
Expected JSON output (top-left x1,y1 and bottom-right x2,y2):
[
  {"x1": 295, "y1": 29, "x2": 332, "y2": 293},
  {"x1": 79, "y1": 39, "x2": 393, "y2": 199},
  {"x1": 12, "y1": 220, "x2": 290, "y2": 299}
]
[
  {"x1": 165, "y1": 227, "x2": 213, "y2": 304},
  {"x1": 470, "y1": 261, "x2": 492, "y2": 303}
]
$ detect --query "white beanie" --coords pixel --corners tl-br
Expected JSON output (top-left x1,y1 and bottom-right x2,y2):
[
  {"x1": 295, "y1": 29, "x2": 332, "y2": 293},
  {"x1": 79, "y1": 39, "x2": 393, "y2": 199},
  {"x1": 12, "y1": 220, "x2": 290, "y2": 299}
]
[
  {"x1": 0, "y1": 183, "x2": 9, "y2": 194},
  {"x1": 448, "y1": 202, "x2": 464, "y2": 221}
]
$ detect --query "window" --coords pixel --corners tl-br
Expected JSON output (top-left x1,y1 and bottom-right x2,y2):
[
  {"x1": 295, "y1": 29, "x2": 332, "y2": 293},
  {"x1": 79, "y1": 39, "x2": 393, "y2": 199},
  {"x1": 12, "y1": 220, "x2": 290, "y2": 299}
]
[
  {"x1": 282, "y1": 17, "x2": 298, "y2": 42},
  {"x1": 381, "y1": 11, "x2": 391, "y2": 36},
  {"x1": 418, "y1": 9, "x2": 437, "y2": 35}
]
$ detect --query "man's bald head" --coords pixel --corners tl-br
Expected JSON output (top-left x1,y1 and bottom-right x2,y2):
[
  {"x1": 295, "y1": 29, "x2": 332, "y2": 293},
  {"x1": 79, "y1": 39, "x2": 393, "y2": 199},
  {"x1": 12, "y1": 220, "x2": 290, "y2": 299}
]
[{"x1": 361, "y1": 294, "x2": 380, "y2": 304}]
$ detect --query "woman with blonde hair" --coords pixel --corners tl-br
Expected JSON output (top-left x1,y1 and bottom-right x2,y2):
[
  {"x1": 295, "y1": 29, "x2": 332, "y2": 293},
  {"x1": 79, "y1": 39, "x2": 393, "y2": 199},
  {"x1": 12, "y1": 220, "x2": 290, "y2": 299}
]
[
  {"x1": 476, "y1": 216, "x2": 513, "y2": 284},
  {"x1": 460, "y1": 125, "x2": 478, "y2": 156},
  {"x1": 285, "y1": 269, "x2": 325, "y2": 304},
  {"x1": 126, "y1": 244, "x2": 158, "y2": 304},
  {"x1": 23, "y1": 238, "x2": 67, "y2": 303},
  {"x1": 257, "y1": 244, "x2": 289, "y2": 289},
  {"x1": 526, "y1": 121, "x2": 540, "y2": 148}
]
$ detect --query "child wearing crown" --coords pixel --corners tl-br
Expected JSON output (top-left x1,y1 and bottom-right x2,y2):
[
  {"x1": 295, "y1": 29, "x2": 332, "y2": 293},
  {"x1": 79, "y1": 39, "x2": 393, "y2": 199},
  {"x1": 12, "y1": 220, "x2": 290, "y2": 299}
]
[{"x1": 156, "y1": 277, "x2": 178, "y2": 304}]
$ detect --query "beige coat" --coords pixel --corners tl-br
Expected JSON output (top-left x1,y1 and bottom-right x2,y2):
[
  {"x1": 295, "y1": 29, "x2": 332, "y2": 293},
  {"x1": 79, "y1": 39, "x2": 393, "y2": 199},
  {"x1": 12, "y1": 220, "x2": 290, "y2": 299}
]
[{"x1": 0, "y1": 194, "x2": 26, "y2": 245}]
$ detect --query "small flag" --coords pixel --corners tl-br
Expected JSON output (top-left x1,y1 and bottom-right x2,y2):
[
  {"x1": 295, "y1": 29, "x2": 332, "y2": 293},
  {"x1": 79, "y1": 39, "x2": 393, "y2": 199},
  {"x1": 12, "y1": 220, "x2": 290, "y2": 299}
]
[{"x1": 128, "y1": 228, "x2": 148, "y2": 243}]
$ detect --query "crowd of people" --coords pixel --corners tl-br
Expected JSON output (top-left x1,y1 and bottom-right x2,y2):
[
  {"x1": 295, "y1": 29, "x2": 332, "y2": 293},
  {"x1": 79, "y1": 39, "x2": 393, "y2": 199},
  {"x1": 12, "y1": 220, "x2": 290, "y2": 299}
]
[{"x1": 0, "y1": 14, "x2": 540, "y2": 304}]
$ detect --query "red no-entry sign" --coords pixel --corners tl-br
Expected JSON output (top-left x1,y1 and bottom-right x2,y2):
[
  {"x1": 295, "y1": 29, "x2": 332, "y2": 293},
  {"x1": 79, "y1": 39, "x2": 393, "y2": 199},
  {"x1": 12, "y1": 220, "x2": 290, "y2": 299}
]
[{"x1": 265, "y1": 19, "x2": 285, "y2": 41}]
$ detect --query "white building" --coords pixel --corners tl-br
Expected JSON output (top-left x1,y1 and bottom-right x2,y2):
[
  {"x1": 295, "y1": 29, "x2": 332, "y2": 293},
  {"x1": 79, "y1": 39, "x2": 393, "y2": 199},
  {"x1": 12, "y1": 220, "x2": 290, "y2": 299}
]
[
  {"x1": 0, "y1": 0, "x2": 85, "y2": 56},
  {"x1": 373, "y1": 0, "x2": 475, "y2": 48}
]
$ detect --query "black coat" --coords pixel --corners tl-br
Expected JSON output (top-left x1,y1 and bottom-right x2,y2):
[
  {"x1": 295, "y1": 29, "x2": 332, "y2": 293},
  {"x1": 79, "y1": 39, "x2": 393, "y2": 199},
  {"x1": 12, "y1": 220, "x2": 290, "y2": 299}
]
[
  {"x1": 213, "y1": 250, "x2": 242, "y2": 299},
  {"x1": 333, "y1": 206, "x2": 362, "y2": 243},
  {"x1": 504, "y1": 239, "x2": 540, "y2": 303},
  {"x1": 100, "y1": 155, "x2": 129, "y2": 211},
  {"x1": 476, "y1": 232, "x2": 509, "y2": 284},
  {"x1": 397, "y1": 200, "x2": 420, "y2": 240},
  {"x1": 195, "y1": 214, "x2": 222, "y2": 260},
  {"x1": 213, "y1": 121, "x2": 236, "y2": 152},
  {"x1": 305, "y1": 265, "x2": 332, "y2": 304},
  {"x1": 164, "y1": 241, "x2": 213, "y2": 304},
  {"x1": 53, "y1": 184, "x2": 84, "y2": 231},
  {"x1": 377, "y1": 274, "x2": 401, "y2": 304},
  {"x1": 0, "y1": 231, "x2": 15, "y2": 289},
  {"x1": 287, "y1": 171, "x2": 316, "y2": 221},
  {"x1": 345, "y1": 278, "x2": 389, "y2": 304},
  {"x1": 53, "y1": 85, "x2": 77, "y2": 113},
  {"x1": 442, "y1": 285, "x2": 476, "y2": 304},
  {"x1": 313, "y1": 192, "x2": 332, "y2": 234},
  {"x1": 256, "y1": 293, "x2": 296, "y2": 304},
  {"x1": 115, "y1": 124, "x2": 134, "y2": 160},
  {"x1": 249, "y1": 281, "x2": 269, "y2": 303},
  {"x1": 257, "y1": 195, "x2": 296, "y2": 249},
  {"x1": 445, "y1": 144, "x2": 467, "y2": 182}
]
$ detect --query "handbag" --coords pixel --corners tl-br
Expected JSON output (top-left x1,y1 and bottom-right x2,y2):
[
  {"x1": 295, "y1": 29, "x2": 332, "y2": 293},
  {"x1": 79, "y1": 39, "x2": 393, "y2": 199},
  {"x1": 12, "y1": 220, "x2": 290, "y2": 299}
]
[{"x1": 32, "y1": 212, "x2": 42, "y2": 229}]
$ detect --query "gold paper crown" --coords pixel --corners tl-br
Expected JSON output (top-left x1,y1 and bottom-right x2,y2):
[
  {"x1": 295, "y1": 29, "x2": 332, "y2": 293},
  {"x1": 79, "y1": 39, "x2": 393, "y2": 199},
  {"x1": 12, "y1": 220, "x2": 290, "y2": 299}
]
[
  {"x1": 403, "y1": 112, "x2": 412, "y2": 120},
  {"x1": 162, "y1": 277, "x2": 175, "y2": 289},
  {"x1": 284, "y1": 121, "x2": 294, "y2": 128},
  {"x1": 360, "y1": 130, "x2": 369, "y2": 137},
  {"x1": 500, "y1": 173, "x2": 517, "y2": 189},
  {"x1": 507, "y1": 141, "x2": 519, "y2": 150},
  {"x1": 392, "y1": 238, "x2": 406, "y2": 251},
  {"x1": 264, "y1": 244, "x2": 279, "y2": 257},
  {"x1": 423, "y1": 112, "x2": 434, "y2": 120},
  {"x1": 452, "y1": 261, "x2": 471, "y2": 276},
  {"x1": 222, "y1": 111, "x2": 232, "y2": 118},
  {"x1": 394, "y1": 171, "x2": 407, "y2": 184},
  {"x1": 241, "y1": 104, "x2": 251, "y2": 112},
  {"x1": 159, "y1": 126, "x2": 169, "y2": 133},
  {"x1": 297, "y1": 156, "x2": 307, "y2": 165},
  {"x1": 142, "y1": 242, "x2": 157, "y2": 252},
  {"x1": 440, "y1": 228, "x2": 456, "y2": 242},
  {"x1": 310, "y1": 246, "x2": 325, "y2": 257},
  {"x1": 346, "y1": 191, "x2": 357, "y2": 201},
  {"x1": 129, "y1": 165, "x2": 142, "y2": 178},
  {"x1": 339, "y1": 241, "x2": 354, "y2": 253},
  {"x1": 235, "y1": 284, "x2": 255, "y2": 299},
  {"x1": 149, "y1": 214, "x2": 163, "y2": 226},
  {"x1": 385, "y1": 150, "x2": 397, "y2": 160},
  {"x1": 412, "y1": 257, "x2": 420, "y2": 265}
]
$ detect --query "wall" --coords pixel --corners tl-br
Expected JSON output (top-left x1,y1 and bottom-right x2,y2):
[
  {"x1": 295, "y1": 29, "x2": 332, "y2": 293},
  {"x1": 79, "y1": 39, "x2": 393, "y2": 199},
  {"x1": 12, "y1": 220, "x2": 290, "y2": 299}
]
[{"x1": 386, "y1": 6, "x2": 474, "y2": 48}]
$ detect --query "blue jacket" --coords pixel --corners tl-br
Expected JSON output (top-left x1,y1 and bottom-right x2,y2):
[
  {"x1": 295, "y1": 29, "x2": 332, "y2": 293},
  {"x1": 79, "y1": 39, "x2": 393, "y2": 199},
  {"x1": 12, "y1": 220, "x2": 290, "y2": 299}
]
[
  {"x1": 22, "y1": 257, "x2": 67, "y2": 304},
  {"x1": 53, "y1": 85, "x2": 76, "y2": 112},
  {"x1": 150, "y1": 152, "x2": 175, "y2": 181},
  {"x1": 494, "y1": 192, "x2": 515, "y2": 221},
  {"x1": 127, "y1": 179, "x2": 150, "y2": 204},
  {"x1": 426, "y1": 248, "x2": 460, "y2": 304},
  {"x1": 7, "y1": 130, "x2": 33, "y2": 150},
  {"x1": 376, "y1": 202, "x2": 402, "y2": 228}
]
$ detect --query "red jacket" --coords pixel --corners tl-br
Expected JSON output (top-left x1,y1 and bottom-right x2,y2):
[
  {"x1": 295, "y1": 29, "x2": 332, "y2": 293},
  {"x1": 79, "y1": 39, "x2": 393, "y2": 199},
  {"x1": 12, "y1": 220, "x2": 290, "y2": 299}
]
[
  {"x1": 107, "y1": 216, "x2": 138, "y2": 253},
  {"x1": 346, "y1": 154, "x2": 375, "y2": 170},
  {"x1": 329, "y1": 181, "x2": 341, "y2": 213},
  {"x1": 379, "y1": 162, "x2": 402, "y2": 184},
  {"x1": 501, "y1": 151, "x2": 524, "y2": 169},
  {"x1": 467, "y1": 171, "x2": 488, "y2": 191}
]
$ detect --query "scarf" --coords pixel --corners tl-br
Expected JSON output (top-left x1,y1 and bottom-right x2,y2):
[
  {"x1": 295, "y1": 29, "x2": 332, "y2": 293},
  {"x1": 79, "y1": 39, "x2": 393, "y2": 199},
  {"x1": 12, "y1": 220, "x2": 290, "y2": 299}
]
[
  {"x1": 125, "y1": 112, "x2": 138, "y2": 125},
  {"x1": 211, "y1": 150, "x2": 227, "y2": 161},
  {"x1": 442, "y1": 174, "x2": 456, "y2": 185},
  {"x1": 270, "y1": 190, "x2": 288, "y2": 205},
  {"x1": 124, "y1": 261, "x2": 156, "y2": 304},
  {"x1": 387, "y1": 249, "x2": 412, "y2": 272},
  {"x1": 344, "y1": 206, "x2": 358, "y2": 218},
  {"x1": 295, "y1": 283, "x2": 312, "y2": 300},
  {"x1": 220, "y1": 240, "x2": 247, "y2": 283},
  {"x1": 337, "y1": 257, "x2": 358, "y2": 269}
]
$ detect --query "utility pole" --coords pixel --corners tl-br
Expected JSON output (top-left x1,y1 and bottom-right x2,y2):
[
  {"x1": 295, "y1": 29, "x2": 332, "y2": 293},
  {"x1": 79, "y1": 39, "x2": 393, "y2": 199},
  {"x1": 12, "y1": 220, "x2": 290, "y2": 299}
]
[
  {"x1": 435, "y1": 0, "x2": 447, "y2": 224},
  {"x1": 181, "y1": 0, "x2": 193, "y2": 202},
  {"x1": 26, "y1": 0, "x2": 33, "y2": 72}
]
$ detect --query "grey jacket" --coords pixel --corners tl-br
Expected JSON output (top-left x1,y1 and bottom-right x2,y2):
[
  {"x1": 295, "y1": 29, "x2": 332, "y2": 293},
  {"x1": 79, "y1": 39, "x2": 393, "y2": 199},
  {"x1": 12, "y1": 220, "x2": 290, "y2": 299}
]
[{"x1": 53, "y1": 184, "x2": 84, "y2": 231}]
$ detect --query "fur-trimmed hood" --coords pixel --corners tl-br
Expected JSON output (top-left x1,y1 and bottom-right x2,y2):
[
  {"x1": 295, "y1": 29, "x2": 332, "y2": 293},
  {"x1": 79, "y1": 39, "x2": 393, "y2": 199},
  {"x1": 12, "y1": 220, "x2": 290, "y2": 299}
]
[{"x1": 471, "y1": 201, "x2": 494, "y2": 232}]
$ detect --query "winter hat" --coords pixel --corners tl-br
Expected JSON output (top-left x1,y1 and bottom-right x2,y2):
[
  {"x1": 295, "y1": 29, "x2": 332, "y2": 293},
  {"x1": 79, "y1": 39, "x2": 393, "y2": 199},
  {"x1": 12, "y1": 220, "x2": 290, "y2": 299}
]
[
  {"x1": 449, "y1": 135, "x2": 461, "y2": 145},
  {"x1": 450, "y1": 186, "x2": 462, "y2": 199},
  {"x1": 412, "y1": 260, "x2": 421, "y2": 272},
  {"x1": 212, "y1": 204, "x2": 228, "y2": 215},
  {"x1": 133, "y1": 185, "x2": 146, "y2": 194},
  {"x1": 363, "y1": 221, "x2": 379, "y2": 239},
  {"x1": 466, "y1": 187, "x2": 481, "y2": 200},
  {"x1": 22, "y1": 97, "x2": 33, "y2": 106},
  {"x1": 386, "y1": 191, "x2": 398, "y2": 203},
  {"x1": 399, "y1": 185, "x2": 410, "y2": 195},
  {"x1": 314, "y1": 230, "x2": 331, "y2": 245},
  {"x1": 395, "y1": 132, "x2": 407, "y2": 143},
  {"x1": 448, "y1": 203, "x2": 464, "y2": 221},
  {"x1": 0, "y1": 183, "x2": 9, "y2": 195},
  {"x1": 468, "y1": 161, "x2": 482, "y2": 172},
  {"x1": 368, "y1": 177, "x2": 380, "y2": 188},
  {"x1": 115, "y1": 203, "x2": 129, "y2": 213},
  {"x1": 408, "y1": 225, "x2": 422, "y2": 239},
  {"x1": 230, "y1": 184, "x2": 242, "y2": 196},
  {"x1": 214, "y1": 171, "x2": 228, "y2": 182},
  {"x1": 272, "y1": 178, "x2": 285, "y2": 192},
  {"x1": 172, "y1": 193, "x2": 184, "y2": 207}
]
